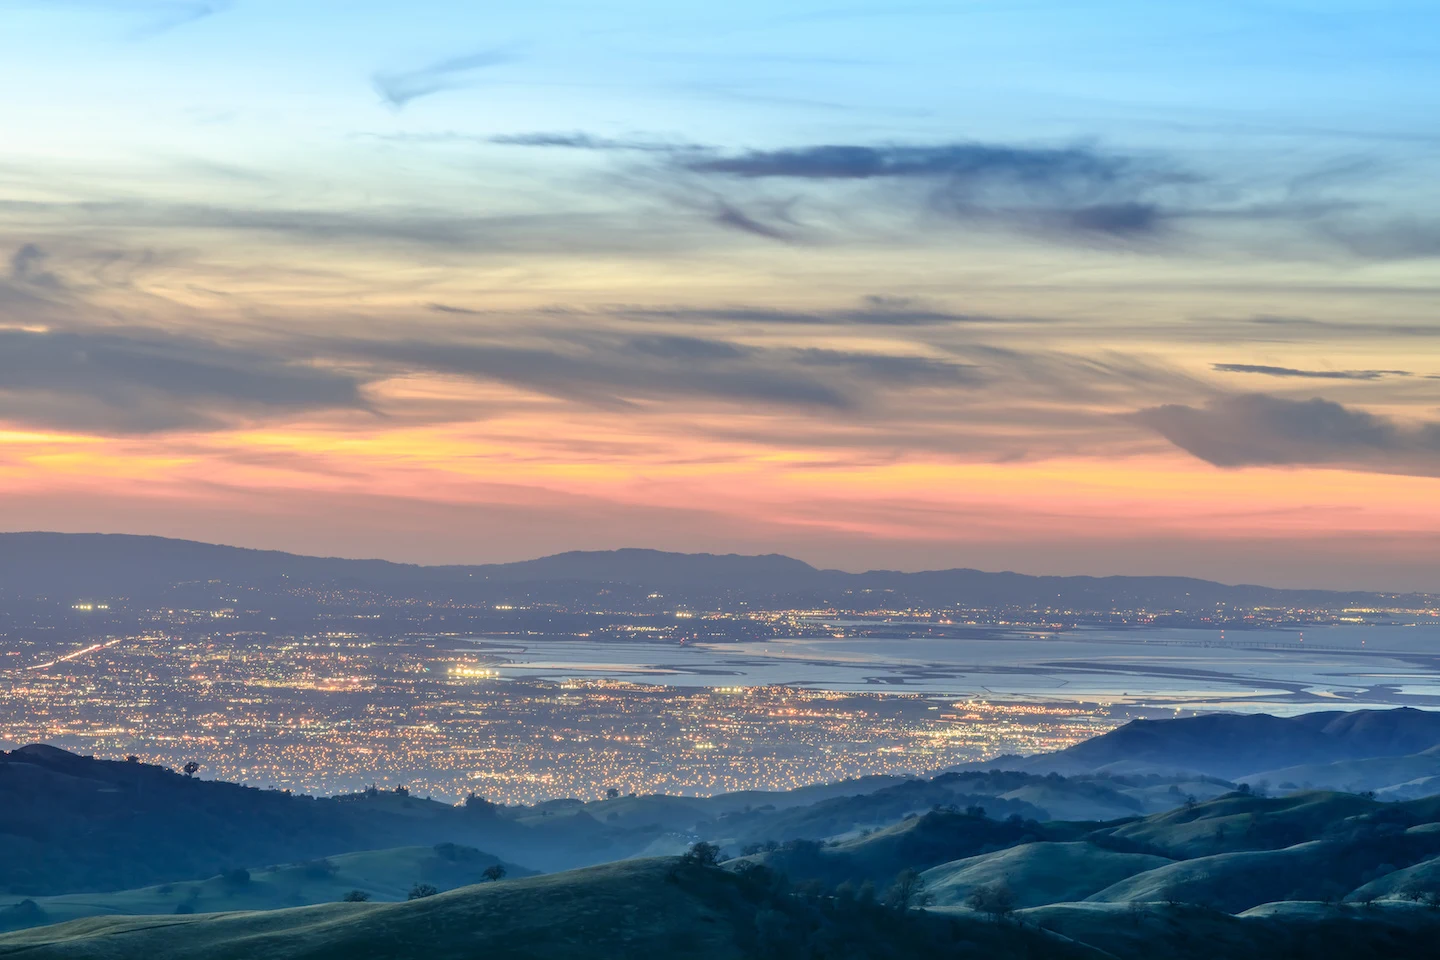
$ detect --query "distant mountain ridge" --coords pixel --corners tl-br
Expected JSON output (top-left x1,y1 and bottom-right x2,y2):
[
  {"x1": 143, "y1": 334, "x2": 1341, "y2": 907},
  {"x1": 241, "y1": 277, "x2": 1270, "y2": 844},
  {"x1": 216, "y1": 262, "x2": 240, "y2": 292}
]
[
  {"x1": 0, "y1": 532, "x2": 1423, "y2": 611},
  {"x1": 998, "y1": 707, "x2": 1440, "y2": 780}
]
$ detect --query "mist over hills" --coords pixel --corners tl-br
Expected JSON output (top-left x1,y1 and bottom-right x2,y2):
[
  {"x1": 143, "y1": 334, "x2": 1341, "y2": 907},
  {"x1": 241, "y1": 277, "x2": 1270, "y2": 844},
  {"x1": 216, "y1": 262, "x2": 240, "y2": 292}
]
[{"x1": 0, "y1": 532, "x2": 1424, "y2": 613}]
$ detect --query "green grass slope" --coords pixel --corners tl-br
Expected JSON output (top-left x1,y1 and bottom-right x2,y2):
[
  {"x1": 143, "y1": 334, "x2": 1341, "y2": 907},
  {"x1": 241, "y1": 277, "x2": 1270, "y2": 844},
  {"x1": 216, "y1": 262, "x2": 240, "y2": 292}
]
[
  {"x1": 0, "y1": 844, "x2": 530, "y2": 931},
  {"x1": 1090, "y1": 790, "x2": 1380, "y2": 858},
  {"x1": 0, "y1": 859, "x2": 1104, "y2": 960},
  {"x1": 923, "y1": 841, "x2": 1172, "y2": 907},
  {"x1": 728, "y1": 809, "x2": 1098, "y2": 889},
  {"x1": 1086, "y1": 824, "x2": 1440, "y2": 912}
]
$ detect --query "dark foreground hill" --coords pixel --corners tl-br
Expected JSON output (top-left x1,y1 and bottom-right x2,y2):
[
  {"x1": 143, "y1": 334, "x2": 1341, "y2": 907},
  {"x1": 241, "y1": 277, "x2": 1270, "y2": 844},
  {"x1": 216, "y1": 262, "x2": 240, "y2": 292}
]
[
  {"x1": 0, "y1": 745, "x2": 629, "y2": 894},
  {"x1": 0, "y1": 531, "x2": 1418, "y2": 612},
  {"x1": 0, "y1": 858, "x2": 1104, "y2": 960},
  {"x1": 5, "y1": 857, "x2": 1440, "y2": 960}
]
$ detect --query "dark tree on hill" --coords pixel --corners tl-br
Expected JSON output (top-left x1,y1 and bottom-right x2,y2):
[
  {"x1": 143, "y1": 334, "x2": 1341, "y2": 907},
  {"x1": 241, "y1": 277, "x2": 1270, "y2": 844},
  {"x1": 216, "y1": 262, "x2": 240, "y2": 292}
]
[
  {"x1": 606, "y1": 787, "x2": 620, "y2": 799},
  {"x1": 885, "y1": 869, "x2": 933, "y2": 912},
  {"x1": 966, "y1": 881, "x2": 1016, "y2": 923},
  {"x1": 482, "y1": 864, "x2": 507, "y2": 882},
  {"x1": 464, "y1": 792, "x2": 497, "y2": 815},
  {"x1": 341, "y1": 889, "x2": 371, "y2": 902},
  {"x1": 300, "y1": 858, "x2": 336, "y2": 879},
  {"x1": 407, "y1": 883, "x2": 439, "y2": 900},
  {"x1": 220, "y1": 868, "x2": 250, "y2": 887},
  {"x1": 182, "y1": 761, "x2": 200, "y2": 777},
  {"x1": 684, "y1": 841, "x2": 722, "y2": 867}
]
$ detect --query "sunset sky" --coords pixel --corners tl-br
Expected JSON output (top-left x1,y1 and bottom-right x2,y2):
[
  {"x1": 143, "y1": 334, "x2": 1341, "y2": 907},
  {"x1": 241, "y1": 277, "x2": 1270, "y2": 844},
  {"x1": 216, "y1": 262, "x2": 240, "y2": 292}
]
[{"x1": 2, "y1": 1, "x2": 1439, "y2": 588}]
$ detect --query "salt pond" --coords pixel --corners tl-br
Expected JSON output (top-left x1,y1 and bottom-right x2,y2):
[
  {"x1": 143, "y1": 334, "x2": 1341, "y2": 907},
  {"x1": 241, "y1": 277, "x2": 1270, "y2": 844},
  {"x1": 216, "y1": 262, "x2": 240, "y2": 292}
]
[{"x1": 461, "y1": 622, "x2": 1440, "y2": 712}]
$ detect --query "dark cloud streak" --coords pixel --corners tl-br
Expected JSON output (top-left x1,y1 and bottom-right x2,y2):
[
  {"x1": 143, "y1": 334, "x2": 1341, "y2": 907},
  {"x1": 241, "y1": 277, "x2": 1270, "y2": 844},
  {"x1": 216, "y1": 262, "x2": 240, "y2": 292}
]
[
  {"x1": 1134, "y1": 393, "x2": 1440, "y2": 472},
  {"x1": 1213, "y1": 363, "x2": 1413, "y2": 381}
]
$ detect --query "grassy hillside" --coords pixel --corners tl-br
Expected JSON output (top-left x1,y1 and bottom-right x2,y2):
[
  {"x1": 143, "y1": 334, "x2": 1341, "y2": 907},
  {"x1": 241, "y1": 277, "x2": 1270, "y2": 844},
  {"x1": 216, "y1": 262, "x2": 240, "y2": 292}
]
[
  {"x1": 0, "y1": 844, "x2": 531, "y2": 931},
  {"x1": 728, "y1": 809, "x2": 1099, "y2": 888},
  {"x1": 1087, "y1": 824, "x2": 1440, "y2": 912},
  {"x1": 923, "y1": 842, "x2": 1172, "y2": 907},
  {"x1": 1090, "y1": 790, "x2": 1379, "y2": 858},
  {"x1": 0, "y1": 858, "x2": 1105, "y2": 960}
]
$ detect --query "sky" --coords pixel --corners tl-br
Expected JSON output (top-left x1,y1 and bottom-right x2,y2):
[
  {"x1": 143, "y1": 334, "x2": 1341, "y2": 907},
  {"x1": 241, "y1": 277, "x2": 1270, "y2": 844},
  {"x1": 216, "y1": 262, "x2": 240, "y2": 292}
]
[{"x1": 1, "y1": 1, "x2": 1439, "y2": 589}]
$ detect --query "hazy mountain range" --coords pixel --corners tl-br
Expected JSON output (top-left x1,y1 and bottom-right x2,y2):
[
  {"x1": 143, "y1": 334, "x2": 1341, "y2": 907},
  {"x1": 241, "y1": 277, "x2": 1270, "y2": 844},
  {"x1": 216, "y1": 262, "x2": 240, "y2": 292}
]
[{"x1": 0, "y1": 533, "x2": 1427, "y2": 613}]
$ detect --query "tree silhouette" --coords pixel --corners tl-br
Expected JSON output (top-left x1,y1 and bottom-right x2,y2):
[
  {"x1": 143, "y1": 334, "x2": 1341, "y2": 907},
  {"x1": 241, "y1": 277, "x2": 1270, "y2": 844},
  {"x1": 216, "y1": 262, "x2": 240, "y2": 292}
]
[
  {"x1": 885, "y1": 869, "x2": 933, "y2": 912},
  {"x1": 684, "y1": 841, "x2": 722, "y2": 867},
  {"x1": 341, "y1": 890, "x2": 371, "y2": 902},
  {"x1": 482, "y1": 864, "x2": 507, "y2": 882},
  {"x1": 965, "y1": 881, "x2": 1016, "y2": 922},
  {"x1": 407, "y1": 883, "x2": 439, "y2": 900},
  {"x1": 182, "y1": 761, "x2": 200, "y2": 778}
]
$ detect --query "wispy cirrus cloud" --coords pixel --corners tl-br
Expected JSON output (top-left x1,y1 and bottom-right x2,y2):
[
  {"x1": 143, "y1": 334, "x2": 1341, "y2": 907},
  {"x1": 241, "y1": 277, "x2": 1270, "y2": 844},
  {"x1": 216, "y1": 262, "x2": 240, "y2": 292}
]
[
  {"x1": 488, "y1": 132, "x2": 700, "y2": 153},
  {"x1": 372, "y1": 48, "x2": 516, "y2": 108},
  {"x1": 497, "y1": 296, "x2": 1056, "y2": 328},
  {"x1": 130, "y1": 0, "x2": 229, "y2": 38},
  {"x1": 490, "y1": 133, "x2": 1188, "y2": 241}
]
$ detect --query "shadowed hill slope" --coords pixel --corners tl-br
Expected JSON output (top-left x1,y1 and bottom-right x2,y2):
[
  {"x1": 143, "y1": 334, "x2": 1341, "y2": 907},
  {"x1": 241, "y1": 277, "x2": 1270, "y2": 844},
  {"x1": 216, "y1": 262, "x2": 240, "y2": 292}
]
[
  {"x1": 0, "y1": 746, "x2": 651, "y2": 894},
  {"x1": 1017, "y1": 900, "x2": 1440, "y2": 960},
  {"x1": 0, "y1": 844, "x2": 532, "y2": 931}
]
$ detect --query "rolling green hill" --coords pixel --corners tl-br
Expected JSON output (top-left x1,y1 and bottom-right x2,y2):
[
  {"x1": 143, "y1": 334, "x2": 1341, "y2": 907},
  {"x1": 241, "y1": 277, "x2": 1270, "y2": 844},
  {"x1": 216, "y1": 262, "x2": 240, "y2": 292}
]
[
  {"x1": 0, "y1": 858, "x2": 1104, "y2": 960},
  {"x1": 1088, "y1": 790, "x2": 1379, "y2": 858},
  {"x1": 1086, "y1": 825, "x2": 1440, "y2": 912},
  {"x1": 727, "y1": 808, "x2": 1100, "y2": 889},
  {"x1": 7, "y1": 857, "x2": 1440, "y2": 960},
  {"x1": 923, "y1": 841, "x2": 1172, "y2": 907}
]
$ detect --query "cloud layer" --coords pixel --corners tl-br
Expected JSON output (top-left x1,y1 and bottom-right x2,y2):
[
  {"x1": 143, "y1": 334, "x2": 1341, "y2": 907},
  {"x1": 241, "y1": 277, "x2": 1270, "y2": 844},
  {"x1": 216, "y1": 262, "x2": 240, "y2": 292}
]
[{"x1": 0, "y1": 327, "x2": 367, "y2": 432}]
